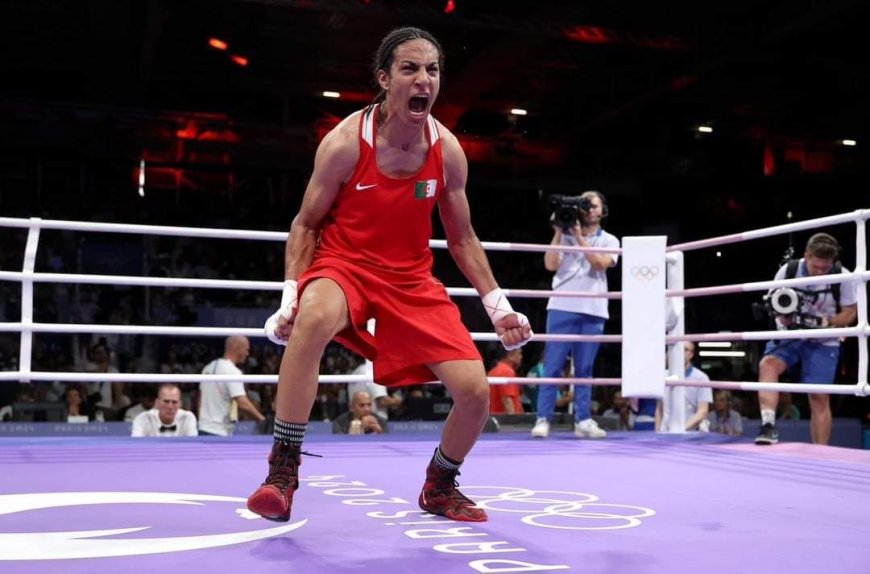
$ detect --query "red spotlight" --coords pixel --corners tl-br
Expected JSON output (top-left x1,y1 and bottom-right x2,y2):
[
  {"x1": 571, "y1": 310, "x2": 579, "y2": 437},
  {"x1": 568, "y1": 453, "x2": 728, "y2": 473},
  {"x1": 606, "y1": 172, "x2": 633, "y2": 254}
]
[
  {"x1": 562, "y1": 25, "x2": 613, "y2": 45},
  {"x1": 208, "y1": 38, "x2": 228, "y2": 51},
  {"x1": 230, "y1": 54, "x2": 249, "y2": 67},
  {"x1": 444, "y1": 0, "x2": 455, "y2": 14}
]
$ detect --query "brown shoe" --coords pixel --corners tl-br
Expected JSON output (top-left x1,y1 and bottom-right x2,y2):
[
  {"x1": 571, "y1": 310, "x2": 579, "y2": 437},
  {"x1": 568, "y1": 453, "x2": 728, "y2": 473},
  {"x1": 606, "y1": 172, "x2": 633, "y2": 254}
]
[
  {"x1": 418, "y1": 456, "x2": 487, "y2": 522},
  {"x1": 246, "y1": 441, "x2": 302, "y2": 522}
]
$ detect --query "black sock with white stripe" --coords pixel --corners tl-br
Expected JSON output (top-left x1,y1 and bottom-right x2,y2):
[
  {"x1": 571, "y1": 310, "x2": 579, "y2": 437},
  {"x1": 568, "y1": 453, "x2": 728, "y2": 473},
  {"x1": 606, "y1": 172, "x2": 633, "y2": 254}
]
[
  {"x1": 433, "y1": 446, "x2": 462, "y2": 472},
  {"x1": 274, "y1": 418, "x2": 306, "y2": 446}
]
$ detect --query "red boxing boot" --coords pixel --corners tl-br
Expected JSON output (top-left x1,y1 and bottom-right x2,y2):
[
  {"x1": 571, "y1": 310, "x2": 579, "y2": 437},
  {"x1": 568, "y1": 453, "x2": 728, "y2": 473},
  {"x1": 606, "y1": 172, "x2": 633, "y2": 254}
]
[
  {"x1": 246, "y1": 441, "x2": 302, "y2": 522},
  {"x1": 418, "y1": 457, "x2": 487, "y2": 522}
]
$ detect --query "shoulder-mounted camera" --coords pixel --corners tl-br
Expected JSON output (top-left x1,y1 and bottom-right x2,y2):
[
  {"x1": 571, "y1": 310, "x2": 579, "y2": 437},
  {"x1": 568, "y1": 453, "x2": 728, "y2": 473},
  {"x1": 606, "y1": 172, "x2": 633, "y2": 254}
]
[
  {"x1": 751, "y1": 287, "x2": 824, "y2": 329},
  {"x1": 548, "y1": 194, "x2": 594, "y2": 232}
]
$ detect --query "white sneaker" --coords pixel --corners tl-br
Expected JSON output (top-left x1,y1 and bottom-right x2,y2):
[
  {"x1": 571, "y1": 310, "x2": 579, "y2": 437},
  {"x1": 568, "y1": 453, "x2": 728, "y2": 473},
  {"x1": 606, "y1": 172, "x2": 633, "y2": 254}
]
[
  {"x1": 575, "y1": 418, "x2": 607, "y2": 439},
  {"x1": 531, "y1": 418, "x2": 550, "y2": 438}
]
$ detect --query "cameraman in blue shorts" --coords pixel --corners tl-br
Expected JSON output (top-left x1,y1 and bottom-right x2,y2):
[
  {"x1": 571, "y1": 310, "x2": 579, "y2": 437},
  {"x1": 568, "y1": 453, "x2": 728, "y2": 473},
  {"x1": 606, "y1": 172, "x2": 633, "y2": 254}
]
[{"x1": 755, "y1": 233, "x2": 857, "y2": 446}]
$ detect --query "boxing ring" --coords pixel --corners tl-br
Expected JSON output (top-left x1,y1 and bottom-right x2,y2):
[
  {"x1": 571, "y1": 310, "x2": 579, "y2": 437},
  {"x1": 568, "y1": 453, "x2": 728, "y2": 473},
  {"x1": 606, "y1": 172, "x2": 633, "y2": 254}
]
[{"x1": 1, "y1": 211, "x2": 869, "y2": 573}]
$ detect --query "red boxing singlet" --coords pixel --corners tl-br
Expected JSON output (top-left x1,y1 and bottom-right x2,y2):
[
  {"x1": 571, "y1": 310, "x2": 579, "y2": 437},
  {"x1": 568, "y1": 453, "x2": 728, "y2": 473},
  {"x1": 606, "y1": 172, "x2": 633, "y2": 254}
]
[
  {"x1": 299, "y1": 106, "x2": 480, "y2": 384},
  {"x1": 315, "y1": 105, "x2": 444, "y2": 276}
]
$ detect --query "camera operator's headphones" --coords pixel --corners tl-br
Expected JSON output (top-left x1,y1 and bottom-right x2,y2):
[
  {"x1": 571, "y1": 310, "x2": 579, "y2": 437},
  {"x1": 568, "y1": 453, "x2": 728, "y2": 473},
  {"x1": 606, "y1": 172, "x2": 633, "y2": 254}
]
[
  {"x1": 805, "y1": 232, "x2": 841, "y2": 261},
  {"x1": 580, "y1": 190, "x2": 609, "y2": 220}
]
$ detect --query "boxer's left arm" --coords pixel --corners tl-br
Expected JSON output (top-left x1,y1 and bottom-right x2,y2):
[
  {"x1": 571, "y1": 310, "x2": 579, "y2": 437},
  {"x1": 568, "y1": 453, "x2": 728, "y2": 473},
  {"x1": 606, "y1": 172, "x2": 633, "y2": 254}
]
[{"x1": 436, "y1": 128, "x2": 532, "y2": 350}]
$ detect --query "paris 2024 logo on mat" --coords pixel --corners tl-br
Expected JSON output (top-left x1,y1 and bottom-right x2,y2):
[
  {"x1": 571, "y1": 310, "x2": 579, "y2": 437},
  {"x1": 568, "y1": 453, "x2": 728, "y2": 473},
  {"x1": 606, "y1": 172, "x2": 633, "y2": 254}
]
[{"x1": 0, "y1": 492, "x2": 306, "y2": 560}]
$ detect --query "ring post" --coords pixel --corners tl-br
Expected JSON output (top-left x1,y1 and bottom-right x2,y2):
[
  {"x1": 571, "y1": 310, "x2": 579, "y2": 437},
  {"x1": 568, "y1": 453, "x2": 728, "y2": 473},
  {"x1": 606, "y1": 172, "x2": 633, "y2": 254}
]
[
  {"x1": 664, "y1": 251, "x2": 687, "y2": 433},
  {"x1": 19, "y1": 218, "x2": 43, "y2": 383},
  {"x1": 854, "y1": 214, "x2": 867, "y2": 392},
  {"x1": 621, "y1": 237, "x2": 667, "y2": 402}
]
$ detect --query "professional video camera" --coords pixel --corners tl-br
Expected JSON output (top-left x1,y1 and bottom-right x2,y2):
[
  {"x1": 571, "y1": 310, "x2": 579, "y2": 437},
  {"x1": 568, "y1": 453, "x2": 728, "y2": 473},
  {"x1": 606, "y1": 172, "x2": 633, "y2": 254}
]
[
  {"x1": 751, "y1": 287, "x2": 825, "y2": 330},
  {"x1": 549, "y1": 194, "x2": 594, "y2": 232}
]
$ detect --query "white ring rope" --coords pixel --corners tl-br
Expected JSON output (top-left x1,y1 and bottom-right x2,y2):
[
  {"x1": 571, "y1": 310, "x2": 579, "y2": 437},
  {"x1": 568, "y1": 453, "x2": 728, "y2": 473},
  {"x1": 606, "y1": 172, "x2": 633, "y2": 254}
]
[
  {"x1": 0, "y1": 270, "x2": 618, "y2": 300},
  {"x1": 0, "y1": 217, "x2": 619, "y2": 255},
  {"x1": 664, "y1": 378, "x2": 869, "y2": 396},
  {"x1": 667, "y1": 209, "x2": 870, "y2": 252},
  {"x1": 0, "y1": 216, "x2": 288, "y2": 242},
  {"x1": 0, "y1": 371, "x2": 368, "y2": 384},
  {"x1": 0, "y1": 322, "x2": 623, "y2": 343},
  {"x1": 670, "y1": 270, "x2": 870, "y2": 299},
  {"x1": 0, "y1": 212, "x2": 867, "y2": 397},
  {"x1": 7, "y1": 269, "x2": 867, "y2": 299},
  {"x1": 0, "y1": 321, "x2": 864, "y2": 345}
]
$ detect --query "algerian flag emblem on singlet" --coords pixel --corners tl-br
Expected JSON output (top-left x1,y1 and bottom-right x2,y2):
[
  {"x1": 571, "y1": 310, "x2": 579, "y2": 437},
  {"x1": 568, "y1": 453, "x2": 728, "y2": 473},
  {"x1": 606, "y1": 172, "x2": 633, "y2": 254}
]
[{"x1": 414, "y1": 179, "x2": 437, "y2": 199}]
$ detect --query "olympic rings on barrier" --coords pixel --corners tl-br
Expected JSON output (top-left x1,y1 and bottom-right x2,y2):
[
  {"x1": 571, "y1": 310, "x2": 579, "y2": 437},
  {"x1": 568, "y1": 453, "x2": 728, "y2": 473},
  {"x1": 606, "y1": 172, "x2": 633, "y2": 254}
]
[{"x1": 630, "y1": 265, "x2": 661, "y2": 280}]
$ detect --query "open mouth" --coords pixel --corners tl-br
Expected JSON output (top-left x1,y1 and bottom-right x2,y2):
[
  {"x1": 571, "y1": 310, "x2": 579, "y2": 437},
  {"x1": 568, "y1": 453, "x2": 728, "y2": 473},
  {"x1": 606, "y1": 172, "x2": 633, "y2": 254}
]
[{"x1": 408, "y1": 94, "x2": 429, "y2": 114}]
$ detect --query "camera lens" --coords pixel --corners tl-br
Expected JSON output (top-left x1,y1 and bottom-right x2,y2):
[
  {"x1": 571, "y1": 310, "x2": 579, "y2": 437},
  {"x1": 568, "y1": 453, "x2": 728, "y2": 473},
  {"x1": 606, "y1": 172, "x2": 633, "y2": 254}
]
[{"x1": 770, "y1": 287, "x2": 799, "y2": 315}]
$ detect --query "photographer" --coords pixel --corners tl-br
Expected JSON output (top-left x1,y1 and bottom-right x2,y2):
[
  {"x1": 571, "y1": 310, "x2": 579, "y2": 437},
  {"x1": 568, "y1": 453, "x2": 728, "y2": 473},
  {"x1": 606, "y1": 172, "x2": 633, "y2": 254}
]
[
  {"x1": 755, "y1": 233, "x2": 857, "y2": 446},
  {"x1": 531, "y1": 191, "x2": 619, "y2": 439}
]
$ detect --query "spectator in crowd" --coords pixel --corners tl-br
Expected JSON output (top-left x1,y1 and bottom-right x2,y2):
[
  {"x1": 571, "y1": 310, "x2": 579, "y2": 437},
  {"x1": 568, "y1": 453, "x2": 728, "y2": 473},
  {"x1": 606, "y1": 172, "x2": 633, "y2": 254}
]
[
  {"x1": 707, "y1": 390, "x2": 743, "y2": 436},
  {"x1": 132, "y1": 384, "x2": 198, "y2": 437},
  {"x1": 121, "y1": 384, "x2": 157, "y2": 422},
  {"x1": 778, "y1": 392, "x2": 801, "y2": 420},
  {"x1": 656, "y1": 341, "x2": 713, "y2": 432},
  {"x1": 601, "y1": 390, "x2": 635, "y2": 431},
  {"x1": 83, "y1": 342, "x2": 129, "y2": 418},
  {"x1": 347, "y1": 355, "x2": 402, "y2": 421},
  {"x1": 64, "y1": 385, "x2": 95, "y2": 422},
  {"x1": 488, "y1": 348, "x2": 524, "y2": 414},
  {"x1": 521, "y1": 351, "x2": 544, "y2": 413},
  {"x1": 332, "y1": 390, "x2": 388, "y2": 435}
]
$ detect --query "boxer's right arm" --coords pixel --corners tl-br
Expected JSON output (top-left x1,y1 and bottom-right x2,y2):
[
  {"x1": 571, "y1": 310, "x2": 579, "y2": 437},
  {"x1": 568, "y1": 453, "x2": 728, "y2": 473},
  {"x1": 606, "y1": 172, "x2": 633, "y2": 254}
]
[
  {"x1": 285, "y1": 118, "x2": 360, "y2": 279},
  {"x1": 266, "y1": 116, "x2": 361, "y2": 345}
]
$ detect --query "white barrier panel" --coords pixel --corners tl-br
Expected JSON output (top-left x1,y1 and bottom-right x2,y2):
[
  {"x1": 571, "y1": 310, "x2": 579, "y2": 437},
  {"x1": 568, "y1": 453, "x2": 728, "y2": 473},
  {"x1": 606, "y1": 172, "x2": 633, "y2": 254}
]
[{"x1": 621, "y1": 237, "x2": 666, "y2": 399}]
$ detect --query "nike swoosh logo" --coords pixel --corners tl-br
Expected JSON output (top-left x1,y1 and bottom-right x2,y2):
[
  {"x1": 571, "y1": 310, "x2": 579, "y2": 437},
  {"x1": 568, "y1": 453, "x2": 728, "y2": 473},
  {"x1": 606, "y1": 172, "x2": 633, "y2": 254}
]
[{"x1": 355, "y1": 183, "x2": 377, "y2": 191}]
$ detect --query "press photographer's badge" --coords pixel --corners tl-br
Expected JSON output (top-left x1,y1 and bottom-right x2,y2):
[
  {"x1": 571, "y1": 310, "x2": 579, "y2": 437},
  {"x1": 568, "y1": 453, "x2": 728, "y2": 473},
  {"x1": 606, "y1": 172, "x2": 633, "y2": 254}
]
[{"x1": 414, "y1": 179, "x2": 437, "y2": 199}]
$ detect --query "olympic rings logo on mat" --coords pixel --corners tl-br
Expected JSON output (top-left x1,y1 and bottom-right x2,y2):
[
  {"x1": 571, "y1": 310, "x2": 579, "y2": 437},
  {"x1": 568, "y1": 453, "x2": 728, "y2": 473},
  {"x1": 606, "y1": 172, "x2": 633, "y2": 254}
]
[
  {"x1": 461, "y1": 486, "x2": 656, "y2": 530},
  {"x1": 630, "y1": 265, "x2": 660, "y2": 280}
]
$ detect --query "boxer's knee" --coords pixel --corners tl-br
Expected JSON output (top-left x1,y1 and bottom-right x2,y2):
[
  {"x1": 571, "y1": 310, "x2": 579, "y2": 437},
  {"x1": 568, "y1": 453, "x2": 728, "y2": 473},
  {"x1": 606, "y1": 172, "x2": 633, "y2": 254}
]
[
  {"x1": 451, "y1": 377, "x2": 490, "y2": 416},
  {"x1": 292, "y1": 279, "x2": 349, "y2": 344}
]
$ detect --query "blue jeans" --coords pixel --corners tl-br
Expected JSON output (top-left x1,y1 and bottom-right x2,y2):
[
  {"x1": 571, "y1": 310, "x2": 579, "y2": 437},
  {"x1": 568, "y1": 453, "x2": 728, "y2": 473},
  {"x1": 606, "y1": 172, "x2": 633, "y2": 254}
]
[{"x1": 537, "y1": 309, "x2": 605, "y2": 422}]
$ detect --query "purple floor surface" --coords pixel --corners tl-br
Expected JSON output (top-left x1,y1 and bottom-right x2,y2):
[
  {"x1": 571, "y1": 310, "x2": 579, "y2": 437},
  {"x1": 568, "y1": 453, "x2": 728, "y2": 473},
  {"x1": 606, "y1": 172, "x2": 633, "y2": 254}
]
[{"x1": 1, "y1": 432, "x2": 869, "y2": 574}]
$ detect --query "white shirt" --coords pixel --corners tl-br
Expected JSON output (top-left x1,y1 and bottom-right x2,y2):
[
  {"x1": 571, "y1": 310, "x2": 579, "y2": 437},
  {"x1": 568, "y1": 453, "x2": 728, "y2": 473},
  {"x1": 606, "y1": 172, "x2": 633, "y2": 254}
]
[
  {"x1": 84, "y1": 366, "x2": 120, "y2": 409},
  {"x1": 124, "y1": 402, "x2": 148, "y2": 423},
  {"x1": 347, "y1": 363, "x2": 390, "y2": 420},
  {"x1": 198, "y1": 358, "x2": 247, "y2": 436},
  {"x1": 773, "y1": 259, "x2": 858, "y2": 346},
  {"x1": 547, "y1": 228, "x2": 620, "y2": 319},
  {"x1": 661, "y1": 366, "x2": 714, "y2": 430},
  {"x1": 131, "y1": 408, "x2": 198, "y2": 437}
]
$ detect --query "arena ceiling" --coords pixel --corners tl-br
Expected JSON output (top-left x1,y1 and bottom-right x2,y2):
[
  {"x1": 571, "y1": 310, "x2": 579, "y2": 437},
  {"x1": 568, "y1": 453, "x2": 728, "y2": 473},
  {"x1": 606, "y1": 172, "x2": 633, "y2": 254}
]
[{"x1": 1, "y1": 0, "x2": 867, "y2": 183}]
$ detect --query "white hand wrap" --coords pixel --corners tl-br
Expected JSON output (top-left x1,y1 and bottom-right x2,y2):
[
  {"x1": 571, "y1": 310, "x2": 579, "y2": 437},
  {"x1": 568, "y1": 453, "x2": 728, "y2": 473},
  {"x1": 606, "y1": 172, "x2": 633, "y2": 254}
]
[
  {"x1": 481, "y1": 288, "x2": 532, "y2": 350},
  {"x1": 264, "y1": 280, "x2": 298, "y2": 346},
  {"x1": 482, "y1": 288, "x2": 515, "y2": 324}
]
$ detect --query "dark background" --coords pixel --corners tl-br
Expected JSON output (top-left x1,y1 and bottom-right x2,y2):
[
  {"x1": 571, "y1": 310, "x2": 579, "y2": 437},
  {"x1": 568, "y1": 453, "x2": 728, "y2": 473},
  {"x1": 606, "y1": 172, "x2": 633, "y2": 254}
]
[{"x1": 0, "y1": 0, "x2": 867, "y2": 417}]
